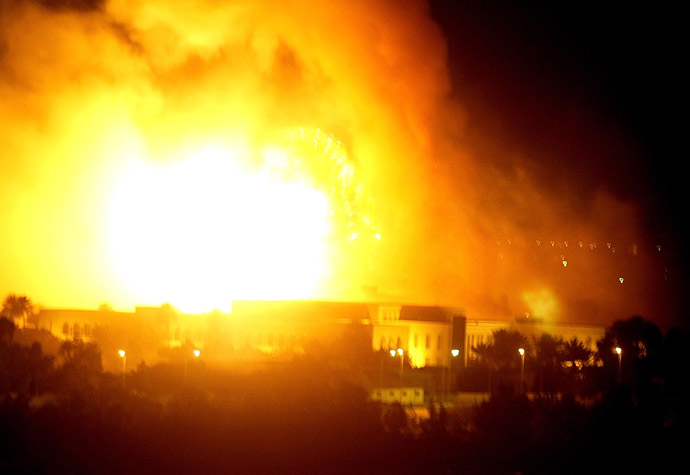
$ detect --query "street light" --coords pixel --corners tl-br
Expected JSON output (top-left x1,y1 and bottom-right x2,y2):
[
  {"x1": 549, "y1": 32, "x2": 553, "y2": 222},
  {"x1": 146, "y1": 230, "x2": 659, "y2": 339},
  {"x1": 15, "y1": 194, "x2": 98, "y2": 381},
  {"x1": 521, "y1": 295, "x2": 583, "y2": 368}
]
[
  {"x1": 389, "y1": 348, "x2": 405, "y2": 384},
  {"x1": 185, "y1": 348, "x2": 201, "y2": 384},
  {"x1": 118, "y1": 349, "x2": 126, "y2": 389},
  {"x1": 615, "y1": 347, "x2": 622, "y2": 383},
  {"x1": 449, "y1": 349, "x2": 460, "y2": 399},
  {"x1": 518, "y1": 348, "x2": 525, "y2": 394}
]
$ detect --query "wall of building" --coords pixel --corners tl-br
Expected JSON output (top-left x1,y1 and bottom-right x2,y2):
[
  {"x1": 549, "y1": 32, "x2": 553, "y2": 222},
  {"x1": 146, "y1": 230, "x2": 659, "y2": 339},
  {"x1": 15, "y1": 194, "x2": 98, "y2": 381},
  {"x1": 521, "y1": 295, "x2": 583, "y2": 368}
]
[{"x1": 32, "y1": 302, "x2": 608, "y2": 374}]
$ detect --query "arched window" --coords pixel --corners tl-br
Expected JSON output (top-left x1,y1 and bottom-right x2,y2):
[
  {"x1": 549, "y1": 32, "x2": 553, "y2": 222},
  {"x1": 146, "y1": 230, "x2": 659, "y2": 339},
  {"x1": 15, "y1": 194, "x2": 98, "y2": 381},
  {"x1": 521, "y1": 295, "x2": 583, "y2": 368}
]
[
  {"x1": 380, "y1": 337, "x2": 387, "y2": 350},
  {"x1": 73, "y1": 323, "x2": 82, "y2": 340},
  {"x1": 62, "y1": 322, "x2": 69, "y2": 336}
]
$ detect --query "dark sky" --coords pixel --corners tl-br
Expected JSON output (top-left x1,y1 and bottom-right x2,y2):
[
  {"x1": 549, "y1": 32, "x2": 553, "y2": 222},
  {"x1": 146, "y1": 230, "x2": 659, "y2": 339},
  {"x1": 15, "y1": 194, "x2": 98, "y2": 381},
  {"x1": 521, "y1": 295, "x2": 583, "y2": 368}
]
[
  {"x1": 432, "y1": 1, "x2": 684, "y2": 211},
  {"x1": 429, "y1": 0, "x2": 689, "y2": 325}
]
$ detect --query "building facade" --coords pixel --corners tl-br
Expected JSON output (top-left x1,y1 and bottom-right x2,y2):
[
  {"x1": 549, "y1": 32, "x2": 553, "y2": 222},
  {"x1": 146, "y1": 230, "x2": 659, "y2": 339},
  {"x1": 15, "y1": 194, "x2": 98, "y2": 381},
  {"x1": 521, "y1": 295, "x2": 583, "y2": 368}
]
[{"x1": 31, "y1": 301, "x2": 607, "y2": 372}]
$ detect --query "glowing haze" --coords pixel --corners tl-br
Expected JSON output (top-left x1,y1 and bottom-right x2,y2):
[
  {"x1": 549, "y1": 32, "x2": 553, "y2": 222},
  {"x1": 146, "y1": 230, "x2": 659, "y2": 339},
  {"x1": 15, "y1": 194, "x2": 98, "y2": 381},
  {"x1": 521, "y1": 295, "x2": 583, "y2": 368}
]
[{"x1": 0, "y1": 0, "x2": 683, "y2": 327}]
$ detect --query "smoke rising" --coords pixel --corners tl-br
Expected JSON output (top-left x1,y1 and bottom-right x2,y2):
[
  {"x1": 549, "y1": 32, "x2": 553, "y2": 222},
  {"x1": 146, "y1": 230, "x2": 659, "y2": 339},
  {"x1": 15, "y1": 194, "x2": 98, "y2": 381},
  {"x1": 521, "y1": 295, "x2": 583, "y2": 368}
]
[{"x1": 0, "y1": 0, "x2": 682, "y2": 328}]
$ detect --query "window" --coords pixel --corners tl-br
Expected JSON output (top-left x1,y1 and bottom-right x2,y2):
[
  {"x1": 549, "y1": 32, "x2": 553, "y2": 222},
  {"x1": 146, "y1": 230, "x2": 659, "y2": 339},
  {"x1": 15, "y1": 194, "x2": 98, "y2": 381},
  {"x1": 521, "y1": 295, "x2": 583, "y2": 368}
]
[
  {"x1": 437, "y1": 335, "x2": 442, "y2": 350},
  {"x1": 425, "y1": 334, "x2": 430, "y2": 349},
  {"x1": 62, "y1": 322, "x2": 69, "y2": 336},
  {"x1": 414, "y1": 334, "x2": 418, "y2": 348}
]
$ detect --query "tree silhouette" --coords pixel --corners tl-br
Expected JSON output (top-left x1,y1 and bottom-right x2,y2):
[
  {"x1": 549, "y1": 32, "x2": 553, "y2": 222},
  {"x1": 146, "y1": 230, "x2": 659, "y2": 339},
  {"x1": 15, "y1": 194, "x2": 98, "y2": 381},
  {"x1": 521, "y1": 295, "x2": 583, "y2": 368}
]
[
  {"x1": 532, "y1": 333, "x2": 563, "y2": 395},
  {"x1": 1, "y1": 294, "x2": 34, "y2": 329},
  {"x1": 562, "y1": 338, "x2": 592, "y2": 368},
  {"x1": 56, "y1": 340, "x2": 103, "y2": 393},
  {"x1": 609, "y1": 316, "x2": 663, "y2": 360},
  {"x1": 0, "y1": 317, "x2": 15, "y2": 343},
  {"x1": 471, "y1": 342, "x2": 495, "y2": 392},
  {"x1": 597, "y1": 316, "x2": 664, "y2": 385},
  {"x1": 471, "y1": 330, "x2": 528, "y2": 393},
  {"x1": 491, "y1": 329, "x2": 528, "y2": 370}
]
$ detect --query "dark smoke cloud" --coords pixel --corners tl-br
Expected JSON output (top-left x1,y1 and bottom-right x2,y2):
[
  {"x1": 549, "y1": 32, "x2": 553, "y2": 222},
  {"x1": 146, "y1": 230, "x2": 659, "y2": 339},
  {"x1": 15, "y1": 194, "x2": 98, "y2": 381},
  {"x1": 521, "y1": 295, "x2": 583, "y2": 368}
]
[{"x1": 1, "y1": 0, "x2": 686, "y2": 330}]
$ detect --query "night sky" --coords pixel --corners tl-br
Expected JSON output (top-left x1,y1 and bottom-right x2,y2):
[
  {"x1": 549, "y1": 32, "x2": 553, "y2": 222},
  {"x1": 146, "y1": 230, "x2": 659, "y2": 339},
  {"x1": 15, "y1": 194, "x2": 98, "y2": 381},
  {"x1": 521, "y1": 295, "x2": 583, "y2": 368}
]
[{"x1": 430, "y1": 0, "x2": 689, "y2": 328}]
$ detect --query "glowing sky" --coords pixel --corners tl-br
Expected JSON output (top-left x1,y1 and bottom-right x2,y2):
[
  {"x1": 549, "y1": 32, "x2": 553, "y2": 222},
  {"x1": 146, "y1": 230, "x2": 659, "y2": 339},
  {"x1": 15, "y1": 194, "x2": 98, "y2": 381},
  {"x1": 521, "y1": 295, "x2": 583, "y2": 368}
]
[{"x1": 1, "y1": 0, "x2": 686, "y2": 330}]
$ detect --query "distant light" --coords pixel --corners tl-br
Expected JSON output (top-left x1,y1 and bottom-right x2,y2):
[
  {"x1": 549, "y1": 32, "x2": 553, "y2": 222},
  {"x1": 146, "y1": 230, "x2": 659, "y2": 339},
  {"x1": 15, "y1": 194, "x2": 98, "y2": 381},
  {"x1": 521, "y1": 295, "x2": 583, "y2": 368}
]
[
  {"x1": 389, "y1": 349, "x2": 396, "y2": 357},
  {"x1": 118, "y1": 349, "x2": 126, "y2": 358},
  {"x1": 375, "y1": 233, "x2": 381, "y2": 240},
  {"x1": 615, "y1": 347, "x2": 622, "y2": 355},
  {"x1": 562, "y1": 260, "x2": 568, "y2": 267},
  {"x1": 193, "y1": 349, "x2": 200, "y2": 358},
  {"x1": 451, "y1": 349, "x2": 460, "y2": 357},
  {"x1": 619, "y1": 277, "x2": 624, "y2": 284},
  {"x1": 397, "y1": 348, "x2": 403, "y2": 356},
  {"x1": 518, "y1": 348, "x2": 525, "y2": 356}
]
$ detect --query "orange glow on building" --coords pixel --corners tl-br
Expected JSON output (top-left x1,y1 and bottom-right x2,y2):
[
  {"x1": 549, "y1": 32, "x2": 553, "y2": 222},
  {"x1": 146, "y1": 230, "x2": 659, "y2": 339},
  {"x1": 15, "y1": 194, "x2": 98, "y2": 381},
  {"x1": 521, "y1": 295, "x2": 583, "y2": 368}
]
[{"x1": 0, "y1": 0, "x2": 682, "y2": 329}]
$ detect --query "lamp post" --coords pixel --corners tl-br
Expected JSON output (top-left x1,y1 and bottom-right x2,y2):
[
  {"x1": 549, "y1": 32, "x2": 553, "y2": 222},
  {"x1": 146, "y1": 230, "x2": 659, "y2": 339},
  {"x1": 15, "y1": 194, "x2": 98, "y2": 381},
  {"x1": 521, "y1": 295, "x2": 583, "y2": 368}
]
[
  {"x1": 518, "y1": 348, "x2": 525, "y2": 394},
  {"x1": 118, "y1": 349, "x2": 126, "y2": 389},
  {"x1": 184, "y1": 348, "x2": 200, "y2": 385},
  {"x1": 379, "y1": 352, "x2": 384, "y2": 388},
  {"x1": 449, "y1": 349, "x2": 460, "y2": 400},
  {"x1": 615, "y1": 347, "x2": 622, "y2": 383},
  {"x1": 390, "y1": 349, "x2": 404, "y2": 384}
]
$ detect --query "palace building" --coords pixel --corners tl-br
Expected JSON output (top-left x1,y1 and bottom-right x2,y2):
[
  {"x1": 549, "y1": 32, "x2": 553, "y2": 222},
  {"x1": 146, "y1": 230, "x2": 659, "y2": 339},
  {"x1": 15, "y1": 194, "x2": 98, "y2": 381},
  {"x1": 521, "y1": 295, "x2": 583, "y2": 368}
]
[{"x1": 30, "y1": 301, "x2": 606, "y2": 373}]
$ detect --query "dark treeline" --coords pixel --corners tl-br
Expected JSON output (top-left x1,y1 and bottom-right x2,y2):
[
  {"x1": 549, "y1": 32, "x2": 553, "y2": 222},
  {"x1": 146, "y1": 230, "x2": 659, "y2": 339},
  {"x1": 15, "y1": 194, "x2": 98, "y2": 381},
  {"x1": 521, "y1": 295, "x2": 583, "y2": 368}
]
[{"x1": 1, "y1": 314, "x2": 689, "y2": 474}]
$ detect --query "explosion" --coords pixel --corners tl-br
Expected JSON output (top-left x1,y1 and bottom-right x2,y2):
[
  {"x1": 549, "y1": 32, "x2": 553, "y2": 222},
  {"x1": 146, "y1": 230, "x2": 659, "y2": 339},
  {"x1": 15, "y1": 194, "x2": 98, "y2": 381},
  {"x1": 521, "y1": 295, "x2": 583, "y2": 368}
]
[
  {"x1": 107, "y1": 126, "x2": 380, "y2": 312},
  {"x1": 0, "y1": 0, "x2": 683, "y2": 327}
]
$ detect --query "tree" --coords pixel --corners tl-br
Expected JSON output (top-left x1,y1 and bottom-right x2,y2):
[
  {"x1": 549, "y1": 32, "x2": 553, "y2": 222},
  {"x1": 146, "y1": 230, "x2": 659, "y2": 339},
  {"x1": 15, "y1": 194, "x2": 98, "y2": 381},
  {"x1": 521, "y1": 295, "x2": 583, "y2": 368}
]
[
  {"x1": 532, "y1": 333, "x2": 564, "y2": 395},
  {"x1": 56, "y1": 340, "x2": 103, "y2": 393},
  {"x1": 471, "y1": 341, "x2": 495, "y2": 392},
  {"x1": 609, "y1": 316, "x2": 663, "y2": 360},
  {"x1": 1, "y1": 294, "x2": 34, "y2": 329},
  {"x1": 471, "y1": 330, "x2": 528, "y2": 393},
  {"x1": 561, "y1": 338, "x2": 593, "y2": 394},
  {"x1": 0, "y1": 317, "x2": 15, "y2": 343},
  {"x1": 562, "y1": 338, "x2": 592, "y2": 369},
  {"x1": 597, "y1": 316, "x2": 664, "y2": 385},
  {"x1": 489, "y1": 329, "x2": 528, "y2": 373}
]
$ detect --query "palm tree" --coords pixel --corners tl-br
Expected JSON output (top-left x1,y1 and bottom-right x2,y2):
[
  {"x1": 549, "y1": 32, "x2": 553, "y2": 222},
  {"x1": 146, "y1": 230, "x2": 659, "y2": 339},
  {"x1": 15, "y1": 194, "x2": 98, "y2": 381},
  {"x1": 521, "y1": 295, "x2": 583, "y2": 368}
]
[
  {"x1": 562, "y1": 337, "x2": 592, "y2": 371},
  {"x1": 472, "y1": 341, "x2": 495, "y2": 392},
  {"x1": 491, "y1": 329, "x2": 528, "y2": 369},
  {"x1": 533, "y1": 333, "x2": 563, "y2": 394},
  {"x1": 1, "y1": 294, "x2": 34, "y2": 329}
]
